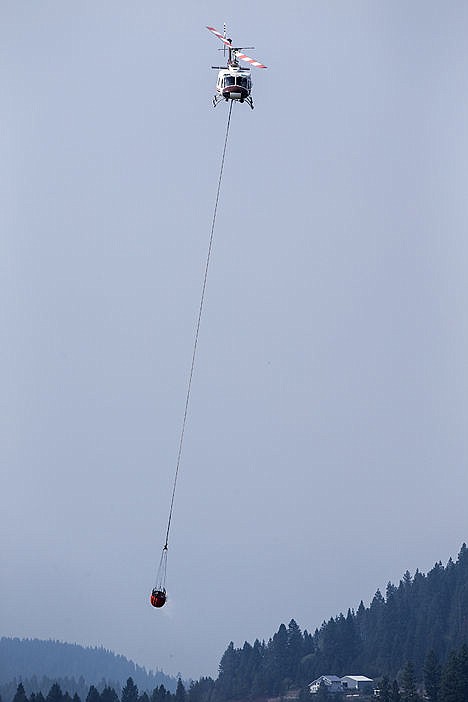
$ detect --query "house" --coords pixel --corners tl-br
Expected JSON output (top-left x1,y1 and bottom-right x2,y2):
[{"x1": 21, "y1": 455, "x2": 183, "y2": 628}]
[
  {"x1": 309, "y1": 676, "x2": 343, "y2": 694},
  {"x1": 341, "y1": 676, "x2": 374, "y2": 693}
]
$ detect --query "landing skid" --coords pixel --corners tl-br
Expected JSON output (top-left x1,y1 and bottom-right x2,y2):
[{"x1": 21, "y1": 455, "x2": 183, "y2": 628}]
[{"x1": 212, "y1": 95, "x2": 254, "y2": 109}]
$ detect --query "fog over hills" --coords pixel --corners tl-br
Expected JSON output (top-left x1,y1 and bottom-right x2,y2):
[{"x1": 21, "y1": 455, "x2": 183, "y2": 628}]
[{"x1": 0, "y1": 638, "x2": 179, "y2": 698}]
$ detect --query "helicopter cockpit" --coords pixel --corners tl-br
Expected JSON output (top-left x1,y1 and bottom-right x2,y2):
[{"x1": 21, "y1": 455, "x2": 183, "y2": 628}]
[{"x1": 222, "y1": 75, "x2": 251, "y2": 89}]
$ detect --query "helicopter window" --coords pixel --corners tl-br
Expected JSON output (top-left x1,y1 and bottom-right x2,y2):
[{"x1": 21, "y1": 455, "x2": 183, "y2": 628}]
[
  {"x1": 236, "y1": 77, "x2": 248, "y2": 88},
  {"x1": 223, "y1": 76, "x2": 235, "y2": 87}
]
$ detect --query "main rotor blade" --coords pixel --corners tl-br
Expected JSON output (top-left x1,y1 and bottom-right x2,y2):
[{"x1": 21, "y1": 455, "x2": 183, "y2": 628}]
[
  {"x1": 206, "y1": 26, "x2": 232, "y2": 48},
  {"x1": 235, "y1": 51, "x2": 267, "y2": 69}
]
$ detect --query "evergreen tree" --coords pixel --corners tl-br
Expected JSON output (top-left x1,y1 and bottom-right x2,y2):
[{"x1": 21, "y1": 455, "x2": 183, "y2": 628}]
[
  {"x1": 188, "y1": 678, "x2": 214, "y2": 702},
  {"x1": 249, "y1": 640, "x2": 266, "y2": 695},
  {"x1": 86, "y1": 687, "x2": 100, "y2": 702},
  {"x1": 101, "y1": 688, "x2": 119, "y2": 702},
  {"x1": 46, "y1": 684, "x2": 64, "y2": 702},
  {"x1": 266, "y1": 624, "x2": 289, "y2": 692},
  {"x1": 457, "y1": 644, "x2": 468, "y2": 701},
  {"x1": 151, "y1": 685, "x2": 170, "y2": 702},
  {"x1": 400, "y1": 661, "x2": 419, "y2": 701},
  {"x1": 319, "y1": 618, "x2": 341, "y2": 673},
  {"x1": 287, "y1": 619, "x2": 303, "y2": 680},
  {"x1": 440, "y1": 650, "x2": 460, "y2": 702},
  {"x1": 216, "y1": 642, "x2": 239, "y2": 699},
  {"x1": 175, "y1": 679, "x2": 186, "y2": 702},
  {"x1": 390, "y1": 680, "x2": 401, "y2": 702},
  {"x1": 379, "y1": 676, "x2": 391, "y2": 702},
  {"x1": 424, "y1": 650, "x2": 441, "y2": 702},
  {"x1": 122, "y1": 679, "x2": 139, "y2": 702},
  {"x1": 13, "y1": 684, "x2": 29, "y2": 702}
]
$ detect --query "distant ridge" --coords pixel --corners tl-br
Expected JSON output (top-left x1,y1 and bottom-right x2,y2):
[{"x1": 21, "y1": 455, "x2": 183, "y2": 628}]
[{"x1": 0, "y1": 638, "x2": 178, "y2": 697}]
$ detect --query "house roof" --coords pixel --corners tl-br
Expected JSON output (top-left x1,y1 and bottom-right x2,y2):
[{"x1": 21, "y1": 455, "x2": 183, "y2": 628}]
[
  {"x1": 310, "y1": 676, "x2": 341, "y2": 684},
  {"x1": 341, "y1": 676, "x2": 373, "y2": 682}
]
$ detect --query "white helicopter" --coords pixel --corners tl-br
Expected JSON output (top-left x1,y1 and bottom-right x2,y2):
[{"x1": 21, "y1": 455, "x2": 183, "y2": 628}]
[{"x1": 207, "y1": 25, "x2": 267, "y2": 109}]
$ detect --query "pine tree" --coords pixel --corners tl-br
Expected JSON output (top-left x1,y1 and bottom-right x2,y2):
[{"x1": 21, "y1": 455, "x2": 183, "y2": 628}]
[
  {"x1": 401, "y1": 661, "x2": 419, "y2": 702},
  {"x1": 151, "y1": 685, "x2": 169, "y2": 702},
  {"x1": 46, "y1": 684, "x2": 64, "y2": 702},
  {"x1": 390, "y1": 680, "x2": 401, "y2": 702},
  {"x1": 403, "y1": 571, "x2": 412, "y2": 588},
  {"x1": 343, "y1": 608, "x2": 360, "y2": 666},
  {"x1": 101, "y1": 689, "x2": 119, "y2": 702},
  {"x1": 439, "y1": 650, "x2": 459, "y2": 702},
  {"x1": 86, "y1": 688, "x2": 100, "y2": 702},
  {"x1": 379, "y1": 676, "x2": 391, "y2": 702},
  {"x1": 287, "y1": 619, "x2": 303, "y2": 681},
  {"x1": 216, "y1": 642, "x2": 239, "y2": 699},
  {"x1": 175, "y1": 679, "x2": 186, "y2": 702},
  {"x1": 13, "y1": 684, "x2": 28, "y2": 702},
  {"x1": 122, "y1": 679, "x2": 139, "y2": 702},
  {"x1": 188, "y1": 678, "x2": 214, "y2": 702},
  {"x1": 457, "y1": 644, "x2": 468, "y2": 701},
  {"x1": 270, "y1": 624, "x2": 289, "y2": 691},
  {"x1": 424, "y1": 650, "x2": 441, "y2": 702}
]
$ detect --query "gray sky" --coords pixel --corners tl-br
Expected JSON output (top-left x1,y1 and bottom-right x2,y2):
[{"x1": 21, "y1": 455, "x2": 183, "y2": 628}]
[{"x1": 2, "y1": 0, "x2": 468, "y2": 683}]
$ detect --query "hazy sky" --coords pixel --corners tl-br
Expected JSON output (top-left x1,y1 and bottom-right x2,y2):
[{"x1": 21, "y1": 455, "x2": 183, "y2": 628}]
[{"x1": 2, "y1": 0, "x2": 468, "y2": 683}]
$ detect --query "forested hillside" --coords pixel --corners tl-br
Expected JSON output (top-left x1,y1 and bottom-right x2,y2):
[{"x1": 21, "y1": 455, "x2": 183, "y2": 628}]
[
  {"x1": 0, "y1": 639, "x2": 177, "y2": 697},
  {"x1": 3, "y1": 545, "x2": 468, "y2": 702},
  {"x1": 189, "y1": 543, "x2": 468, "y2": 700}
]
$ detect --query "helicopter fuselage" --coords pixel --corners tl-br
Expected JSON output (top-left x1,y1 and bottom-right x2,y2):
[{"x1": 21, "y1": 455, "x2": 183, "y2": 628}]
[{"x1": 215, "y1": 66, "x2": 252, "y2": 102}]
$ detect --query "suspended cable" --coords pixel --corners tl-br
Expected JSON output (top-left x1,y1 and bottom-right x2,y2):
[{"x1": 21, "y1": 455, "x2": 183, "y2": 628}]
[{"x1": 154, "y1": 101, "x2": 234, "y2": 592}]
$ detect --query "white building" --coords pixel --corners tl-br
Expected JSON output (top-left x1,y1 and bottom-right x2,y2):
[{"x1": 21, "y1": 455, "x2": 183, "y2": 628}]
[
  {"x1": 309, "y1": 676, "x2": 343, "y2": 694},
  {"x1": 341, "y1": 676, "x2": 374, "y2": 693}
]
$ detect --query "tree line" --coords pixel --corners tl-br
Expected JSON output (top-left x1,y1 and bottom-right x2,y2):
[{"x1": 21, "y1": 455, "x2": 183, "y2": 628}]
[
  {"x1": 371, "y1": 643, "x2": 468, "y2": 702},
  {"x1": 5, "y1": 678, "x2": 187, "y2": 702},
  {"x1": 8, "y1": 644, "x2": 468, "y2": 702}
]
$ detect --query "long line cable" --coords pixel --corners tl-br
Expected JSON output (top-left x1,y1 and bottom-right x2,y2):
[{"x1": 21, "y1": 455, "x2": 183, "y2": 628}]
[{"x1": 158, "y1": 101, "x2": 234, "y2": 575}]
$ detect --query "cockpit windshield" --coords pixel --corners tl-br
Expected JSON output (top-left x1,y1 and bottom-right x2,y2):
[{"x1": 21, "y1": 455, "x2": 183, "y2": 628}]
[
  {"x1": 223, "y1": 76, "x2": 235, "y2": 87},
  {"x1": 236, "y1": 77, "x2": 248, "y2": 88}
]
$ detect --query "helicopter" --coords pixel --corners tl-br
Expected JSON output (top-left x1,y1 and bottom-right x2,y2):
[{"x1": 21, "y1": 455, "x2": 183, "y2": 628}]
[{"x1": 207, "y1": 25, "x2": 267, "y2": 109}]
